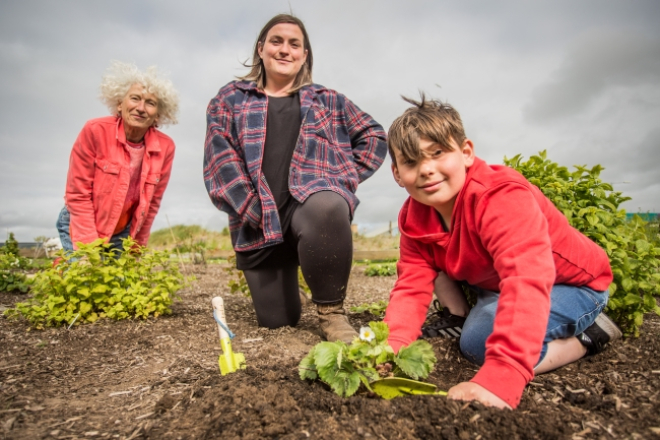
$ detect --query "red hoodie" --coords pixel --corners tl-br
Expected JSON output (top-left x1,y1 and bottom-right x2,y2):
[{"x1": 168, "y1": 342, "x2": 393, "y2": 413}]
[{"x1": 384, "y1": 157, "x2": 612, "y2": 408}]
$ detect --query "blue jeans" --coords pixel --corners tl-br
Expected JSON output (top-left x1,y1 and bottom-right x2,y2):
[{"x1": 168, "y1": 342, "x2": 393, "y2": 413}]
[
  {"x1": 459, "y1": 284, "x2": 609, "y2": 367},
  {"x1": 56, "y1": 207, "x2": 131, "y2": 253}
]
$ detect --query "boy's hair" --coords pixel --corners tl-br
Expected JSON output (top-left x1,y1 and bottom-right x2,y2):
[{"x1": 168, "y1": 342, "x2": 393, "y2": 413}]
[{"x1": 388, "y1": 93, "x2": 467, "y2": 165}]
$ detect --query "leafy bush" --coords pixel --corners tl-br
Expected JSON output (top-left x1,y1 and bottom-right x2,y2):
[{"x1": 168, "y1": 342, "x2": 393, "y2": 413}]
[
  {"x1": 0, "y1": 254, "x2": 30, "y2": 293},
  {"x1": 1, "y1": 232, "x2": 20, "y2": 257},
  {"x1": 299, "y1": 321, "x2": 436, "y2": 398},
  {"x1": 350, "y1": 300, "x2": 389, "y2": 318},
  {"x1": 505, "y1": 151, "x2": 660, "y2": 336},
  {"x1": 365, "y1": 262, "x2": 397, "y2": 277},
  {"x1": 5, "y1": 238, "x2": 186, "y2": 329}
]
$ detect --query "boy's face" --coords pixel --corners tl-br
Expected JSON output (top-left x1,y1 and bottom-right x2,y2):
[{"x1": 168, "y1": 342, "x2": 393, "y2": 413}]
[{"x1": 392, "y1": 136, "x2": 475, "y2": 220}]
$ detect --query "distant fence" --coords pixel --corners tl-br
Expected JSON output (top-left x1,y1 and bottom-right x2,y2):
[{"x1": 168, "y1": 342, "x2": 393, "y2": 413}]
[
  {"x1": 206, "y1": 249, "x2": 400, "y2": 261},
  {"x1": 625, "y1": 213, "x2": 658, "y2": 222}
]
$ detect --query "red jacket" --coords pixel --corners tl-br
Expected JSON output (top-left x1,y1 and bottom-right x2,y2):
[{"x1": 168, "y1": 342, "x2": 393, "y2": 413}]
[
  {"x1": 64, "y1": 116, "x2": 175, "y2": 248},
  {"x1": 384, "y1": 157, "x2": 612, "y2": 408}
]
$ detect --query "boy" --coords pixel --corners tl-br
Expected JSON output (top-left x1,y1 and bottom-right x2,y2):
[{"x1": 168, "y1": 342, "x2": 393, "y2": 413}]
[{"x1": 383, "y1": 95, "x2": 621, "y2": 409}]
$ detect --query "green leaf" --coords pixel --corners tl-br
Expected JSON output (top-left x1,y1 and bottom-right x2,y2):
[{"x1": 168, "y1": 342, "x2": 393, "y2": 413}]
[
  {"x1": 369, "y1": 321, "x2": 390, "y2": 343},
  {"x1": 314, "y1": 342, "x2": 343, "y2": 374},
  {"x1": 394, "y1": 340, "x2": 437, "y2": 380},
  {"x1": 299, "y1": 351, "x2": 318, "y2": 380}
]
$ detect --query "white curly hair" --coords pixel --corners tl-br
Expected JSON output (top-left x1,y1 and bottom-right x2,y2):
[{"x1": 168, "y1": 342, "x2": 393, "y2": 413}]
[{"x1": 99, "y1": 60, "x2": 179, "y2": 126}]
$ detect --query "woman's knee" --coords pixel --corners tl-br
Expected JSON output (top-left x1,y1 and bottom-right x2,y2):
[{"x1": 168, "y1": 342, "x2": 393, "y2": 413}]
[{"x1": 298, "y1": 192, "x2": 350, "y2": 225}]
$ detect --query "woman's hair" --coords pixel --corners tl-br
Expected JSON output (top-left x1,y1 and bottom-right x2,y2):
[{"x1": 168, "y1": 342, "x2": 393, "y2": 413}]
[
  {"x1": 99, "y1": 61, "x2": 179, "y2": 126},
  {"x1": 239, "y1": 14, "x2": 313, "y2": 93},
  {"x1": 388, "y1": 93, "x2": 467, "y2": 165}
]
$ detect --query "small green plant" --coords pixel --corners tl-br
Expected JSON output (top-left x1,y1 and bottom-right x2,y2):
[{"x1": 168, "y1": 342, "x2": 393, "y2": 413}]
[
  {"x1": 1, "y1": 232, "x2": 20, "y2": 257},
  {"x1": 350, "y1": 300, "x2": 389, "y2": 318},
  {"x1": 505, "y1": 151, "x2": 660, "y2": 336},
  {"x1": 299, "y1": 321, "x2": 436, "y2": 398},
  {"x1": 5, "y1": 237, "x2": 186, "y2": 329},
  {"x1": 298, "y1": 268, "x2": 311, "y2": 295},
  {"x1": 0, "y1": 253, "x2": 30, "y2": 293},
  {"x1": 225, "y1": 255, "x2": 250, "y2": 296},
  {"x1": 364, "y1": 262, "x2": 397, "y2": 277}
]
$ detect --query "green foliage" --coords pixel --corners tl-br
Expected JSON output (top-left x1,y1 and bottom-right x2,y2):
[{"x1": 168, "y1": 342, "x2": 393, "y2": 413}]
[
  {"x1": 2, "y1": 232, "x2": 20, "y2": 257},
  {"x1": 175, "y1": 236, "x2": 208, "y2": 265},
  {"x1": 5, "y1": 238, "x2": 186, "y2": 329},
  {"x1": 148, "y1": 224, "x2": 234, "y2": 254},
  {"x1": 298, "y1": 321, "x2": 437, "y2": 398},
  {"x1": 505, "y1": 151, "x2": 660, "y2": 336},
  {"x1": 364, "y1": 262, "x2": 397, "y2": 277},
  {"x1": 225, "y1": 255, "x2": 250, "y2": 296},
  {"x1": 298, "y1": 268, "x2": 310, "y2": 295},
  {"x1": 350, "y1": 300, "x2": 389, "y2": 318},
  {"x1": 0, "y1": 253, "x2": 30, "y2": 293}
]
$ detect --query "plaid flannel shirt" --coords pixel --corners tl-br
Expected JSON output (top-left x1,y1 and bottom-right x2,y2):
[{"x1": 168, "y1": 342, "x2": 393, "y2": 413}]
[{"x1": 204, "y1": 81, "x2": 387, "y2": 251}]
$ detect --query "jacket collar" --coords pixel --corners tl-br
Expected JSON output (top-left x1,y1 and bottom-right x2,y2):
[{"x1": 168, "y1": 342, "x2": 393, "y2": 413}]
[
  {"x1": 234, "y1": 80, "x2": 327, "y2": 97},
  {"x1": 115, "y1": 116, "x2": 161, "y2": 153}
]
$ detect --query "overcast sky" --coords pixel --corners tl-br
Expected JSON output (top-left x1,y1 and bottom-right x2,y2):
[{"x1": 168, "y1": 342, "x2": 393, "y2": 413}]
[{"x1": 1, "y1": 0, "x2": 659, "y2": 242}]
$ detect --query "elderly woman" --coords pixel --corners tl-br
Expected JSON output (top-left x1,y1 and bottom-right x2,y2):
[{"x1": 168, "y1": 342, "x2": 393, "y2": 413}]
[
  {"x1": 57, "y1": 61, "x2": 179, "y2": 252},
  {"x1": 204, "y1": 14, "x2": 388, "y2": 343}
]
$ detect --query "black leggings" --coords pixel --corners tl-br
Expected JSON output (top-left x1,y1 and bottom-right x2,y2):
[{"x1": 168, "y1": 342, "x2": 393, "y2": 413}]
[{"x1": 243, "y1": 191, "x2": 353, "y2": 328}]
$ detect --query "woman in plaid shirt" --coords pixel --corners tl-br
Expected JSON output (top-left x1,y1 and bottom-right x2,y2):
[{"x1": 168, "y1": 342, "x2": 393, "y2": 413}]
[{"x1": 204, "y1": 14, "x2": 388, "y2": 342}]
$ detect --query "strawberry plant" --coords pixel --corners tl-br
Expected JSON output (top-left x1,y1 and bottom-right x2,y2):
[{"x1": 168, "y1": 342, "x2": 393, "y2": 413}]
[
  {"x1": 364, "y1": 262, "x2": 397, "y2": 277},
  {"x1": 0, "y1": 253, "x2": 30, "y2": 293},
  {"x1": 505, "y1": 151, "x2": 660, "y2": 336},
  {"x1": 5, "y1": 237, "x2": 187, "y2": 329},
  {"x1": 299, "y1": 321, "x2": 436, "y2": 398},
  {"x1": 350, "y1": 300, "x2": 389, "y2": 318}
]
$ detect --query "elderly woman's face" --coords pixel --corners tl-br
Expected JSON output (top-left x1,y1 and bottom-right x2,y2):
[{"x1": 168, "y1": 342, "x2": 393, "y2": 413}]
[
  {"x1": 258, "y1": 23, "x2": 307, "y2": 86},
  {"x1": 117, "y1": 83, "x2": 159, "y2": 136}
]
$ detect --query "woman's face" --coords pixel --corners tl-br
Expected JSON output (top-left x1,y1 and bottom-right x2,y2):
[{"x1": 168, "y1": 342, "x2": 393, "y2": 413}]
[
  {"x1": 117, "y1": 83, "x2": 159, "y2": 134},
  {"x1": 258, "y1": 23, "x2": 308, "y2": 87}
]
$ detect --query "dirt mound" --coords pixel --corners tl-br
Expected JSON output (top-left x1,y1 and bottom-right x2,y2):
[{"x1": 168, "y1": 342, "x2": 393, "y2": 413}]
[{"x1": 1, "y1": 263, "x2": 659, "y2": 439}]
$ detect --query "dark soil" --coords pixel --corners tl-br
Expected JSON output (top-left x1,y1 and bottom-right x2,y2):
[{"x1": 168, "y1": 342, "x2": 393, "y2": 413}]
[{"x1": 1, "y1": 263, "x2": 659, "y2": 440}]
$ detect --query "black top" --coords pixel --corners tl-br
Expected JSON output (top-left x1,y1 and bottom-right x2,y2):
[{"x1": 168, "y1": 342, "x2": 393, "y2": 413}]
[{"x1": 236, "y1": 93, "x2": 302, "y2": 270}]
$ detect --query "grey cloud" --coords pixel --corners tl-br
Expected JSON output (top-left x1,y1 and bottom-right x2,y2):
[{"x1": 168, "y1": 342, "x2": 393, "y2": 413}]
[
  {"x1": 2, "y1": 1, "x2": 660, "y2": 241},
  {"x1": 524, "y1": 30, "x2": 660, "y2": 122}
]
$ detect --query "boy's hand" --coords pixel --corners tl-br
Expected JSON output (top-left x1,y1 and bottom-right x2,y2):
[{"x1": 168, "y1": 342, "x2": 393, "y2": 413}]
[{"x1": 447, "y1": 382, "x2": 512, "y2": 410}]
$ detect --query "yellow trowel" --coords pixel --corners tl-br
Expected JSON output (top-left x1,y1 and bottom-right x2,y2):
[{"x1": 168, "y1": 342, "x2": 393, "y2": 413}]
[
  {"x1": 370, "y1": 377, "x2": 448, "y2": 400},
  {"x1": 212, "y1": 296, "x2": 246, "y2": 375}
]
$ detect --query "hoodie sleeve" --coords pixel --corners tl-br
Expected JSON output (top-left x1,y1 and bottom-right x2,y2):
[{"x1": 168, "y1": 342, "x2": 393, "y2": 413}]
[
  {"x1": 469, "y1": 182, "x2": 555, "y2": 409},
  {"x1": 384, "y1": 234, "x2": 437, "y2": 352}
]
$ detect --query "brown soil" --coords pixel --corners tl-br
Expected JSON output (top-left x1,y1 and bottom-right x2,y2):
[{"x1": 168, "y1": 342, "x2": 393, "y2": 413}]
[{"x1": 1, "y1": 263, "x2": 659, "y2": 440}]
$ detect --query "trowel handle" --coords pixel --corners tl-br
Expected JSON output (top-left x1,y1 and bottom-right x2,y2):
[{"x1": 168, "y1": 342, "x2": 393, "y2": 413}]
[{"x1": 212, "y1": 296, "x2": 229, "y2": 340}]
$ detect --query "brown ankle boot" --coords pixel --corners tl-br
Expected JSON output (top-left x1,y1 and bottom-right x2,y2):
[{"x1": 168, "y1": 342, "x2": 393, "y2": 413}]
[{"x1": 317, "y1": 301, "x2": 358, "y2": 344}]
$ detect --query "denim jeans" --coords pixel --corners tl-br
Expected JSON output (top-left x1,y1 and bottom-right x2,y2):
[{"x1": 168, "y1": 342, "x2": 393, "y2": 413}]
[
  {"x1": 56, "y1": 207, "x2": 131, "y2": 253},
  {"x1": 459, "y1": 284, "x2": 609, "y2": 367}
]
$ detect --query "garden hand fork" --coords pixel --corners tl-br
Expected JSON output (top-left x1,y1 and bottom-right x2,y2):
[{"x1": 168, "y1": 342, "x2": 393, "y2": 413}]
[{"x1": 212, "y1": 296, "x2": 246, "y2": 375}]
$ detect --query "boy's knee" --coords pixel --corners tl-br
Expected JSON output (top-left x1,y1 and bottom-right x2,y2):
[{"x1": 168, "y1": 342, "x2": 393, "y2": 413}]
[{"x1": 459, "y1": 326, "x2": 487, "y2": 366}]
